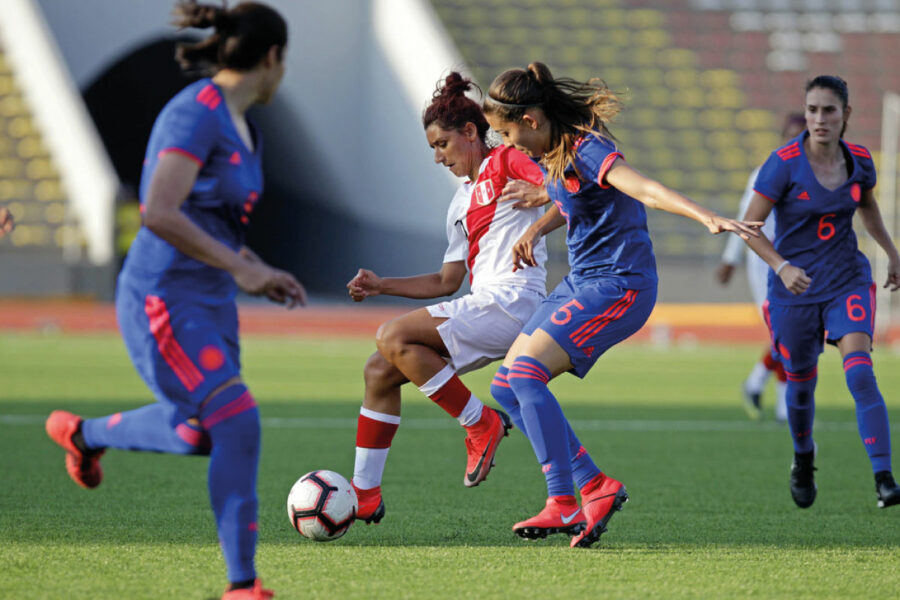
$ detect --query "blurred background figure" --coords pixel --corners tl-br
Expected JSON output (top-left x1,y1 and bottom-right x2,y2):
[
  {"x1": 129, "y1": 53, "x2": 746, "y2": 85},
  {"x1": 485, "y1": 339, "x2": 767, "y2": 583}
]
[
  {"x1": 717, "y1": 113, "x2": 806, "y2": 422},
  {"x1": 0, "y1": 206, "x2": 14, "y2": 237}
]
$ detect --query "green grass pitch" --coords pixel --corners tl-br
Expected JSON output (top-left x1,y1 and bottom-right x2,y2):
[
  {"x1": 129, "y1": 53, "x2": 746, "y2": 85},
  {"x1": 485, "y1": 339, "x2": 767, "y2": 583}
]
[{"x1": 2, "y1": 332, "x2": 899, "y2": 599}]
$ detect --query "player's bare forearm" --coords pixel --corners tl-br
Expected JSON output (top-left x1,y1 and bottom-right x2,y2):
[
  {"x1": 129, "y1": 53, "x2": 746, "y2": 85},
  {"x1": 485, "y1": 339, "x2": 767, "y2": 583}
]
[
  {"x1": 379, "y1": 262, "x2": 466, "y2": 299},
  {"x1": 534, "y1": 203, "x2": 566, "y2": 236},
  {"x1": 144, "y1": 206, "x2": 243, "y2": 274},
  {"x1": 858, "y1": 190, "x2": 900, "y2": 261}
]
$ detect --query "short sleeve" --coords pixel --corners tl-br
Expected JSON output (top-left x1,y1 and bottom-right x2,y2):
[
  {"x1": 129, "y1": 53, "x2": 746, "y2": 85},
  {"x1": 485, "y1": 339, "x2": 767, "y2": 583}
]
[
  {"x1": 574, "y1": 136, "x2": 623, "y2": 189},
  {"x1": 501, "y1": 147, "x2": 544, "y2": 186},
  {"x1": 443, "y1": 188, "x2": 469, "y2": 264},
  {"x1": 154, "y1": 89, "x2": 221, "y2": 166},
  {"x1": 752, "y1": 152, "x2": 790, "y2": 203},
  {"x1": 859, "y1": 154, "x2": 877, "y2": 190}
]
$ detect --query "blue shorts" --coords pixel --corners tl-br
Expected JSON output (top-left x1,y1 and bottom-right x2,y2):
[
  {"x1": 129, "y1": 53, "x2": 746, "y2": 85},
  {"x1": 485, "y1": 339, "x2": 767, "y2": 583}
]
[
  {"x1": 116, "y1": 279, "x2": 241, "y2": 420},
  {"x1": 763, "y1": 283, "x2": 876, "y2": 374},
  {"x1": 522, "y1": 275, "x2": 657, "y2": 378}
]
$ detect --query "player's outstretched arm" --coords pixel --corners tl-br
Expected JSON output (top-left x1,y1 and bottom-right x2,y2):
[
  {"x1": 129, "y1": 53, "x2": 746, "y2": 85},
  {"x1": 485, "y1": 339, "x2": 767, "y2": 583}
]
[
  {"x1": 347, "y1": 262, "x2": 467, "y2": 302},
  {"x1": 0, "y1": 206, "x2": 14, "y2": 238},
  {"x1": 498, "y1": 180, "x2": 550, "y2": 209},
  {"x1": 857, "y1": 188, "x2": 900, "y2": 291},
  {"x1": 742, "y1": 194, "x2": 811, "y2": 295},
  {"x1": 604, "y1": 158, "x2": 762, "y2": 240}
]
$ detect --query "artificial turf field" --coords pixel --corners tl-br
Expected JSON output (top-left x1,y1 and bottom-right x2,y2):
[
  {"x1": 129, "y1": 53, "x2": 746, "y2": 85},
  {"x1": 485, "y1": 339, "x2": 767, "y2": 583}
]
[{"x1": 2, "y1": 332, "x2": 899, "y2": 599}]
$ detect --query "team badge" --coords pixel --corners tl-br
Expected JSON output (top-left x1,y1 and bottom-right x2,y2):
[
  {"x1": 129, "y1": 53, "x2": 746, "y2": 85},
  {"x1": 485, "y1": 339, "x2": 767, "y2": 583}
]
[
  {"x1": 850, "y1": 183, "x2": 861, "y2": 202},
  {"x1": 474, "y1": 180, "x2": 495, "y2": 206}
]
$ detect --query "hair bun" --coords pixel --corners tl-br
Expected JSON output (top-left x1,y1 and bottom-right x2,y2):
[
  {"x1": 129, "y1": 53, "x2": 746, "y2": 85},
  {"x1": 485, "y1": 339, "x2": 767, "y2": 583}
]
[
  {"x1": 173, "y1": 1, "x2": 224, "y2": 30},
  {"x1": 434, "y1": 71, "x2": 472, "y2": 100}
]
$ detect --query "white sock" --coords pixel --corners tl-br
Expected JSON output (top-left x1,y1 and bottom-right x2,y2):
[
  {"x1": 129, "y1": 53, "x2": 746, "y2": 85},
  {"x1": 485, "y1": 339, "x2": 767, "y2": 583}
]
[
  {"x1": 774, "y1": 381, "x2": 788, "y2": 422},
  {"x1": 458, "y1": 395, "x2": 484, "y2": 427},
  {"x1": 417, "y1": 364, "x2": 456, "y2": 396},
  {"x1": 745, "y1": 361, "x2": 770, "y2": 393},
  {"x1": 353, "y1": 408, "x2": 401, "y2": 490}
]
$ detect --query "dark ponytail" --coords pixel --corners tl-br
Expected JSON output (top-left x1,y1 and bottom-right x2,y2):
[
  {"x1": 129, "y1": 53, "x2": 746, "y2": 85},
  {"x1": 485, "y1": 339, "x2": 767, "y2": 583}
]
[
  {"x1": 484, "y1": 62, "x2": 623, "y2": 183},
  {"x1": 173, "y1": 1, "x2": 287, "y2": 75},
  {"x1": 422, "y1": 72, "x2": 490, "y2": 143}
]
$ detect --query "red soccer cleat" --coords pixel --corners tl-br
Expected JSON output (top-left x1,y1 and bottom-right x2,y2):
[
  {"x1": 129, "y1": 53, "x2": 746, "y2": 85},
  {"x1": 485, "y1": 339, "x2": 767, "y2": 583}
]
[
  {"x1": 512, "y1": 495, "x2": 586, "y2": 539},
  {"x1": 45, "y1": 410, "x2": 104, "y2": 489},
  {"x1": 352, "y1": 482, "x2": 385, "y2": 524},
  {"x1": 221, "y1": 579, "x2": 274, "y2": 599},
  {"x1": 463, "y1": 406, "x2": 512, "y2": 487},
  {"x1": 570, "y1": 472, "x2": 628, "y2": 548}
]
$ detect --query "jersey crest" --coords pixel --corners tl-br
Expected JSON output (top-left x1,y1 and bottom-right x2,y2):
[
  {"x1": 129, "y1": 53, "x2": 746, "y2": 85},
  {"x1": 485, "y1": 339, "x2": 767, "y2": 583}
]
[{"x1": 474, "y1": 179, "x2": 495, "y2": 206}]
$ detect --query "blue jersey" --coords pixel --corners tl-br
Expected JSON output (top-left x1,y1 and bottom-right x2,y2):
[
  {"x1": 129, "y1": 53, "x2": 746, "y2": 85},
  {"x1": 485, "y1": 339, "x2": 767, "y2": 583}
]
[
  {"x1": 754, "y1": 131, "x2": 875, "y2": 305},
  {"x1": 544, "y1": 134, "x2": 657, "y2": 290},
  {"x1": 121, "y1": 79, "x2": 264, "y2": 302}
]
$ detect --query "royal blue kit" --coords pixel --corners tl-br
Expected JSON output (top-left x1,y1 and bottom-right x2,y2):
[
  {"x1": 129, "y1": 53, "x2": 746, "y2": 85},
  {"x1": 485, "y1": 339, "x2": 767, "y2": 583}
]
[
  {"x1": 118, "y1": 78, "x2": 264, "y2": 416},
  {"x1": 523, "y1": 135, "x2": 657, "y2": 376},
  {"x1": 754, "y1": 131, "x2": 877, "y2": 371}
]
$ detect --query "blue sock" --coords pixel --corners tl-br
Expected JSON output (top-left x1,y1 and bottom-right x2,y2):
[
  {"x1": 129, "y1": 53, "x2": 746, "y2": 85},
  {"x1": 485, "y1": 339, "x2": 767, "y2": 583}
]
[
  {"x1": 492, "y1": 366, "x2": 599, "y2": 489},
  {"x1": 81, "y1": 403, "x2": 210, "y2": 455},
  {"x1": 201, "y1": 383, "x2": 260, "y2": 584},
  {"x1": 844, "y1": 352, "x2": 892, "y2": 473},
  {"x1": 507, "y1": 357, "x2": 573, "y2": 497},
  {"x1": 490, "y1": 366, "x2": 525, "y2": 433},
  {"x1": 785, "y1": 367, "x2": 817, "y2": 454}
]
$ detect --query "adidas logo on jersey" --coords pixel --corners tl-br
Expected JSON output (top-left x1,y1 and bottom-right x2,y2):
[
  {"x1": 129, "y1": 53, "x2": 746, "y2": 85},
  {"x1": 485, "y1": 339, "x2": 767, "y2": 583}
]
[
  {"x1": 582, "y1": 346, "x2": 595, "y2": 357},
  {"x1": 797, "y1": 191, "x2": 810, "y2": 200}
]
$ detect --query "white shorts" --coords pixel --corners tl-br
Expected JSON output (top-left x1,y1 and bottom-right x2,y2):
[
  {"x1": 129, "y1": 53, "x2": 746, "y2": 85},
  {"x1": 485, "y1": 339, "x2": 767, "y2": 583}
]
[{"x1": 426, "y1": 287, "x2": 544, "y2": 375}]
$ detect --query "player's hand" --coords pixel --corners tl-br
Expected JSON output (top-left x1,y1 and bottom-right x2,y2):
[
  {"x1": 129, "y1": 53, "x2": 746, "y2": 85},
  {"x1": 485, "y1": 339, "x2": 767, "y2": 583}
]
[
  {"x1": 347, "y1": 268, "x2": 382, "y2": 302},
  {"x1": 885, "y1": 254, "x2": 900, "y2": 292},
  {"x1": 779, "y1": 264, "x2": 811, "y2": 295},
  {"x1": 511, "y1": 228, "x2": 541, "y2": 271},
  {"x1": 498, "y1": 180, "x2": 550, "y2": 209},
  {"x1": 0, "y1": 206, "x2": 14, "y2": 238},
  {"x1": 234, "y1": 262, "x2": 307, "y2": 308},
  {"x1": 705, "y1": 215, "x2": 763, "y2": 241},
  {"x1": 716, "y1": 262, "x2": 735, "y2": 285}
]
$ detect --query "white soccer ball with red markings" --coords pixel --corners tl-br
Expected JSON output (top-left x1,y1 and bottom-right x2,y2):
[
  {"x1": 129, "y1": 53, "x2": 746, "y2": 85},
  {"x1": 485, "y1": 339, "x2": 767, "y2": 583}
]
[{"x1": 287, "y1": 470, "x2": 358, "y2": 541}]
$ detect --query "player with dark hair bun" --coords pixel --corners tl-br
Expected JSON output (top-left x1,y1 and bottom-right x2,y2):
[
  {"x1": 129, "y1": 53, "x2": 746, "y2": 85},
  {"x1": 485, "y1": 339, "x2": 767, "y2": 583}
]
[
  {"x1": 45, "y1": 2, "x2": 298, "y2": 598},
  {"x1": 483, "y1": 62, "x2": 760, "y2": 548},
  {"x1": 346, "y1": 72, "x2": 550, "y2": 524},
  {"x1": 741, "y1": 75, "x2": 900, "y2": 510}
]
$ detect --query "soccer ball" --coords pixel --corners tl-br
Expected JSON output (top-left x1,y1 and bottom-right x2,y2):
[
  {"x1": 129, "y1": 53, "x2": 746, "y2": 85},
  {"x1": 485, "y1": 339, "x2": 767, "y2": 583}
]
[{"x1": 286, "y1": 470, "x2": 358, "y2": 541}]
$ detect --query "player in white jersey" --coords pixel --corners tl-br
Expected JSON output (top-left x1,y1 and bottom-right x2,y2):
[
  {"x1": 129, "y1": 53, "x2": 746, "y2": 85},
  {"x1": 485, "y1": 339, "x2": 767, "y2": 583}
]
[
  {"x1": 346, "y1": 72, "x2": 549, "y2": 524},
  {"x1": 717, "y1": 114, "x2": 805, "y2": 421}
]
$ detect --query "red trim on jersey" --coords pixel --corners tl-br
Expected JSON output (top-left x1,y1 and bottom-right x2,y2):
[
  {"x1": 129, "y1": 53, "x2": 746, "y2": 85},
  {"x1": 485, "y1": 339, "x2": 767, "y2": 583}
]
[
  {"x1": 201, "y1": 390, "x2": 256, "y2": 429},
  {"x1": 845, "y1": 142, "x2": 871, "y2": 158},
  {"x1": 356, "y1": 414, "x2": 399, "y2": 448},
  {"x1": 754, "y1": 189, "x2": 776, "y2": 203},
  {"x1": 196, "y1": 84, "x2": 222, "y2": 110},
  {"x1": 158, "y1": 147, "x2": 203, "y2": 166},
  {"x1": 465, "y1": 149, "x2": 503, "y2": 284},
  {"x1": 776, "y1": 142, "x2": 800, "y2": 161},
  {"x1": 869, "y1": 282, "x2": 877, "y2": 336},
  {"x1": 144, "y1": 295, "x2": 205, "y2": 392},
  {"x1": 569, "y1": 289, "x2": 637, "y2": 347},
  {"x1": 596, "y1": 152, "x2": 624, "y2": 189}
]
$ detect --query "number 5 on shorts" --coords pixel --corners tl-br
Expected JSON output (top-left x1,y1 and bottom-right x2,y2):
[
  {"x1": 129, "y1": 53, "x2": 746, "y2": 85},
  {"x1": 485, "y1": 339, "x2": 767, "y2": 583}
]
[{"x1": 551, "y1": 299, "x2": 584, "y2": 325}]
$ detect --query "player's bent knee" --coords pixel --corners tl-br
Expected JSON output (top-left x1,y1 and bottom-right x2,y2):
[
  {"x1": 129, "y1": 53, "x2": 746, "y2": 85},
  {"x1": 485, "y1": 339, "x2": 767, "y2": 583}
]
[
  {"x1": 200, "y1": 382, "x2": 260, "y2": 444},
  {"x1": 364, "y1": 352, "x2": 406, "y2": 388}
]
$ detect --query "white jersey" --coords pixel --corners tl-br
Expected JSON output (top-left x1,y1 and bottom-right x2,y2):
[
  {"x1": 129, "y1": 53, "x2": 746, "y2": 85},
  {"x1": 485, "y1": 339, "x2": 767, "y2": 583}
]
[
  {"x1": 721, "y1": 166, "x2": 775, "y2": 309},
  {"x1": 442, "y1": 145, "x2": 547, "y2": 295}
]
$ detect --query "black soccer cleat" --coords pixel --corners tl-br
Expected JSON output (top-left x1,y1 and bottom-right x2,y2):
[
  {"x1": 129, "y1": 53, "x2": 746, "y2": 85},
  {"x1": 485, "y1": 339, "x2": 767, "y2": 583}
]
[
  {"x1": 790, "y1": 449, "x2": 817, "y2": 508},
  {"x1": 875, "y1": 471, "x2": 900, "y2": 509}
]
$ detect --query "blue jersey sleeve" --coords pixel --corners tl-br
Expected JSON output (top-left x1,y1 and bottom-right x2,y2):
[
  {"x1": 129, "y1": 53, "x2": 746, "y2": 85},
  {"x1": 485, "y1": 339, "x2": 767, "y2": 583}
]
[
  {"x1": 752, "y1": 151, "x2": 790, "y2": 203},
  {"x1": 153, "y1": 87, "x2": 221, "y2": 166},
  {"x1": 854, "y1": 149, "x2": 877, "y2": 190},
  {"x1": 574, "y1": 135, "x2": 623, "y2": 188}
]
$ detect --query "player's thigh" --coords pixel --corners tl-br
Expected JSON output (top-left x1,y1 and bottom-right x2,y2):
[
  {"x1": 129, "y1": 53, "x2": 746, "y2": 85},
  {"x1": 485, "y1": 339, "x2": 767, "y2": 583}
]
[
  {"x1": 522, "y1": 277, "x2": 656, "y2": 378},
  {"x1": 765, "y1": 302, "x2": 824, "y2": 373},
  {"x1": 824, "y1": 283, "x2": 876, "y2": 353},
  {"x1": 376, "y1": 308, "x2": 448, "y2": 356},
  {"x1": 118, "y1": 288, "x2": 241, "y2": 418}
]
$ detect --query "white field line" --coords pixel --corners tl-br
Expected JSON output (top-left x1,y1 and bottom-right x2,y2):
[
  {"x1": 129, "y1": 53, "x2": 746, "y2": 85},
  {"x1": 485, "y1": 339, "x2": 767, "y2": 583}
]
[{"x1": 2, "y1": 414, "x2": 896, "y2": 433}]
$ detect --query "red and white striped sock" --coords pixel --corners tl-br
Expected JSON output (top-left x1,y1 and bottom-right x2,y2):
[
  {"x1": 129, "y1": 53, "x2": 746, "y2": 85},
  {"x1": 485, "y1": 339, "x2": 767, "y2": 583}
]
[
  {"x1": 353, "y1": 407, "x2": 400, "y2": 490},
  {"x1": 418, "y1": 364, "x2": 483, "y2": 427}
]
